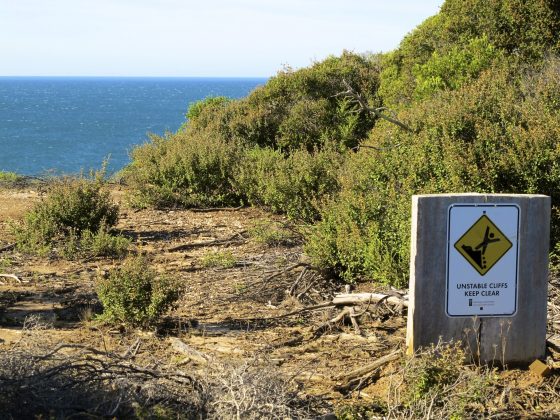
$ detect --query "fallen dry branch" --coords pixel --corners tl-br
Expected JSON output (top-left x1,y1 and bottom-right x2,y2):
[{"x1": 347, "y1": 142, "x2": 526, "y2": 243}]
[
  {"x1": 169, "y1": 337, "x2": 210, "y2": 365},
  {"x1": 314, "y1": 306, "x2": 365, "y2": 337},
  {"x1": 262, "y1": 262, "x2": 309, "y2": 283},
  {"x1": 336, "y1": 349, "x2": 401, "y2": 382},
  {"x1": 288, "y1": 267, "x2": 307, "y2": 297},
  {"x1": 168, "y1": 230, "x2": 247, "y2": 252},
  {"x1": 334, "y1": 350, "x2": 401, "y2": 394},
  {"x1": 0, "y1": 243, "x2": 15, "y2": 253},
  {"x1": 0, "y1": 340, "x2": 206, "y2": 418},
  {"x1": 190, "y1": 205, "x2": 244, "y2": 213},
  {"x1": 332, "y1": 292, "x2": 408, "y2": 308},
  {"x1": 0, "y1": 273, "x2": 22, "y2": 284}
]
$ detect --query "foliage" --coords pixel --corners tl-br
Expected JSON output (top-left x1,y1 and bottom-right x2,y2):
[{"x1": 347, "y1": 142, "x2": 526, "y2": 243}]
[
  {"x1": 61, "y1": 224, "x2": 131, "y2": 260},
  {"x1": 224, "y1": 51, "x2": 381, "y2": 151},
  {"x1": 12, "y1": 171, "x2": 121, "y2": 257},
  {"x1": 234, "y1": 145, "x2": 345, "y2": 221},
  {"x1": 124, "y1": 52, "x2": 380, "y2": 210},
  {"x1": 201, "y1": 250, "x2": 237, "y2": 269},
  {"x1": 125, "y1": 0, "x2": 560, "y2": 286},
  {"x1": 413, "y1": 35, "x2": 501, "y2": 99},
  {"x1": 96, "y1": 256, "x2": 179, "y2": 328},
  {"x1": 393, "y1": 342, "x2": 496, "y2": 419},
  {"x1": 379, "y1": 0, "x2": 560, "y2": 106},
  {"x1": 180, "y1": 96, "x2": 233, "y2": 132},
  {"x1": 124, "y1": 131, "x2": 244, "y2": 208},
  {"x1": 0, "y1": 171, "x2": 23, "y2": 186},
  {"x1": 308, "y1": 58, "x2": 560, "y2": 285},
  {"x1": 249, "y1": 220, "x2": 297, "y2": 247}
]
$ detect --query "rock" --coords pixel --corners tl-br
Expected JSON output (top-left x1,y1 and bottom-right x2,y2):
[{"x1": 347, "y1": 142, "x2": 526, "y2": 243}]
[{"x1": 529, "y1": 359, "x2": 551, "y2": 377}]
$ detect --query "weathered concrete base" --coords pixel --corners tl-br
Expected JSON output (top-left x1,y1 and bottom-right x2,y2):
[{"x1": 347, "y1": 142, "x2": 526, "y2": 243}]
[{"x1": 406, "y1": 194, "x2": 550, "y2": 365}]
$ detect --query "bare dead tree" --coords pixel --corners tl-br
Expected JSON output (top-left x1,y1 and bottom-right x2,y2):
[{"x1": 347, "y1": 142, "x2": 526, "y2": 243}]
[{"x1": 336, "y1": 79, "x2": 414, "y2": 148}]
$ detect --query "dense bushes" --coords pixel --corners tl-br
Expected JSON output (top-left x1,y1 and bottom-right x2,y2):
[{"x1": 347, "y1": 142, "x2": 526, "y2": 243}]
[
  {"x1": 235, "y1": 145, "x2": 345, "y2": 221},
  {"x1": 308, "y1": 58, "x2": 560, "y2": 285},
  {"x1": 125, "y1": 131, "x2": 244, "y2": 208},
  {"x1": 379, "y1": 0, "x2": 560, "y2": 106},
  {"x1": 124, "y1": 52, "x2": 379, "y2": 211},
  {"x1": 125, "y1": 0, "x2": 560, "y2": 286}
]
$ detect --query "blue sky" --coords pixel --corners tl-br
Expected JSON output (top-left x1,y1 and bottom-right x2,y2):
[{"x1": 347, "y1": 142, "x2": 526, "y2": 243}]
[{"x1": 0, "y1": 0, "x2": 443, "y2": 77}]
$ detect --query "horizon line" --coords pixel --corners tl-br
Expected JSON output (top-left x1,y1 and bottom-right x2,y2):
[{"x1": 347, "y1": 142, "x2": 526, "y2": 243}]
[{"x1": 0, "y1": 75, "x2": 270, "y2": 79}]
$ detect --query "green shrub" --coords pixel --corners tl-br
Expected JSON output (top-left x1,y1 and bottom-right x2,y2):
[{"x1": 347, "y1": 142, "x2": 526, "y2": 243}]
[
  {"x1": 12, "y1": 172, "x2": 120, "y2": 257},
  {"x1": 396, "y1": 342, "x2": 495, "y2": 419},
  {"x1": 96, "y1": 256, "x2": 179, "y2": 328},
  {"x1": 0, "y1": 171, "x2": 22, "y2": 186},
  {"x1": 125, "y1": 131, "x2": 244, "y2": 208},
  {"x1": 249, "y1": 220, "x2": 297, "y2": 247},
  {"x1": 61, "y1": 224, "x2": 131, "y2": 260},
  {"x1": 379, "y1": 0, "x2": 560, "y2": 106},
  {"x1": 234, "y1": 145, "x2": 345, "y2": 221},
  {"x1": 201, "y1": 250, "x2": 237, "y2": 269},
  {"x1": 308, "y1": 59, "x2": 560, "y2": 285},
  {"x1": 228, "y1": 51, "x2": 380, "y2": 151}
]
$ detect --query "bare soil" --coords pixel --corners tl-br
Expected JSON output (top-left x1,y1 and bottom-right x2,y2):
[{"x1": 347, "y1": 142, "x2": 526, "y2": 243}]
[{"x1": 1, "y1": 184, "x2": 560, "y2": 418}]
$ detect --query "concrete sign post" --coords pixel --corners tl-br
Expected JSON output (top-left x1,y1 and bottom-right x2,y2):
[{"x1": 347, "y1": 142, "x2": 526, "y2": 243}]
[{"x1": 406, "y1": 194, "x2": 550, "y2": 365}]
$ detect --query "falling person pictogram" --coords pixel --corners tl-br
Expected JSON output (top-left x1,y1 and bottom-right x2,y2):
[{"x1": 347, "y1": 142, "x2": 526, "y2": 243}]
[{"x1": 461, "y1": 226, "x2": 500, "y2": 270}]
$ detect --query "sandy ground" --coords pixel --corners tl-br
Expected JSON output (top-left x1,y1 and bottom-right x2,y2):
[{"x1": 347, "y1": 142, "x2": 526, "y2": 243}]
[{"x1": 1, "y1": 184, "x2": 559, "y2": 417}]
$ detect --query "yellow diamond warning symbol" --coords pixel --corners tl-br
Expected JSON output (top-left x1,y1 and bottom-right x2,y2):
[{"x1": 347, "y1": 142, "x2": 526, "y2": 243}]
[{"x1": 454, "y1": 215, "x2": 512, "y2": 276}]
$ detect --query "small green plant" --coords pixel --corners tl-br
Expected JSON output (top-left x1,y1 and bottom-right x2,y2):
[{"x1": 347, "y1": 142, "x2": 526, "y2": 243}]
[
  {"x1": 249, "y1": 220, "x2": 296, "y2": 247},
  {"x1": 201, "y1": 250, "x2": 237, "y2": 269},
  {"x1": 0, "y1": 257, "x2": 13, "y2": 271},
  {"x1": 388, "y1": 341, "x2": 496, "y2": 419},
  {"x1": 11, "y1": 169, "x2": 121, "y2": 258},
  {"x1": 96, "y1": 256, "x2": 180, "y2": 328},
  {"x1": 0, "y1": 171, "x2": 22, "y2": 185},
  {"x1": 61, "y1": 224, "x2": 131, "y2": 260}
]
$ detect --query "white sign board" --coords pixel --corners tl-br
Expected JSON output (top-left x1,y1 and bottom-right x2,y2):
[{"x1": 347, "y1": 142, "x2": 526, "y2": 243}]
[{"x1": 446, "y1": 204, "x2": 519, "y2": 317}]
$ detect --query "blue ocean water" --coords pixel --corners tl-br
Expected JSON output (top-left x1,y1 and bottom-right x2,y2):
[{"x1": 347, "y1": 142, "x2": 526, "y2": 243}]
[{"x1": 0, "y1": 77, "x2": 266, "y2": 175}]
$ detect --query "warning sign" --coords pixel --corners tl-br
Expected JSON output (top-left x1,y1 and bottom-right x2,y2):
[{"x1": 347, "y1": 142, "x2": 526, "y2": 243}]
[
  {"x1": 454, "y1": 215, "x2": 512, "y2": 276},
  {"x1": 446, "y1": 204, "x2": 519, "y2": 317}
]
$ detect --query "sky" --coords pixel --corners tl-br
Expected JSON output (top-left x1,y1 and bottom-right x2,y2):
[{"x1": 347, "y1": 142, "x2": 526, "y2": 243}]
[{"x1": 0, "y1": 0, "x2": 444, "y2": 77}]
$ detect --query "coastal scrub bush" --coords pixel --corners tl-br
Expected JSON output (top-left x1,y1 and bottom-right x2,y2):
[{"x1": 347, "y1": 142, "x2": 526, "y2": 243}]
[
  {"x1": 96, "y1": 255, "x2": 179, "y2": 328},
  {"x1": 61, "y1": 223, "x2": 131, "y2": 260},
  {"x1": 0, "y1": 171, "x2": 23, "y2": 187},
  {"x1": 378, "y1": 0, "x2": 560, "y2": 106},
  {"x1": 225, "y1": 51, "x2": 381, "y2": 152},
  {"x1": 308, "y1": 58, "x2": 560, "y2": 285},
  {"x1": 234, "y1": 145, "x2": 345, "y2": 221},
  {"x1": 125, "y1": 131, "x2": 244, "y2": 208},
  {"x1": 12, "y1": 171, "x2": 123, "y2": 257}
]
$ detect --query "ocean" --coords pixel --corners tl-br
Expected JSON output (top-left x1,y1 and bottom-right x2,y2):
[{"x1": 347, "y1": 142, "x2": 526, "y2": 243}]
[{"x1": 0, "y1": 77, "x2": 266, "y2": 176}]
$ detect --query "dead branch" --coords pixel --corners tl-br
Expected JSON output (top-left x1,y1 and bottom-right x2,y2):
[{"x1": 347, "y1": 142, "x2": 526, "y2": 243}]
[
  {"x1": 0, "y1": 243, "x2": 15, "y2": 253},
  {"x1": 168, "y1": 230, "x2": 247, "y2": 252},
  {"x1": 336, "y1": 349, "x2": 401, "y2": 383},
  {"x1": 0, "y1": 273, "x2": 22, "y2": 284},
  {"x1": 339, "y1": 79, "x2": 413, "y2": 133},
  {"x1": 348, "y1": 307, "x2": 362, "y2": 335},
  {"x1": 288, "y1": 267, "x2": 307, "y2": 297},
  {"x1": 332, "y1": 292, "x2": 408, "y2": 308},
  {"x1": 169, "y1": 337, "x2": 210, "y2": 365},
  {"x1": 296, "y1": 273, "x2": 318, "y2": 300},
  {"x1": 190, "y1": 205, "x2": 244, "y2": 213},
  {"x1": 263, "y1": 262, "x2": 309, "y2": 283}
]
